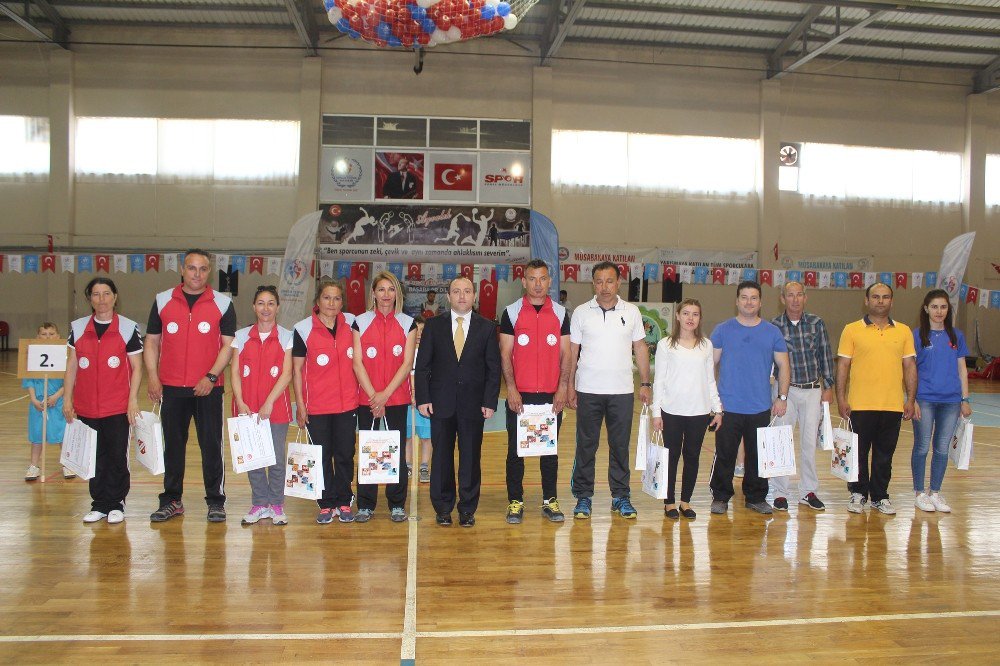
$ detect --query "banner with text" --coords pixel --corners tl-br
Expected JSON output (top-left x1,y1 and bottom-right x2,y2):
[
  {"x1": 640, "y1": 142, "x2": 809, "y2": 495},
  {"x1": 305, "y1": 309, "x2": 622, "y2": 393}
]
[{"x1": 779, "y1": 254, "x2": 874, "y2": 272}]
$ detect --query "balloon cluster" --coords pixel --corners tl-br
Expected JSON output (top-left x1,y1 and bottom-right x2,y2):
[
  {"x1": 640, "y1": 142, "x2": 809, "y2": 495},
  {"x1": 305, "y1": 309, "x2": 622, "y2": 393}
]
[{"x1": 325, "y1": 0, "x2": 519, "y2": 48}]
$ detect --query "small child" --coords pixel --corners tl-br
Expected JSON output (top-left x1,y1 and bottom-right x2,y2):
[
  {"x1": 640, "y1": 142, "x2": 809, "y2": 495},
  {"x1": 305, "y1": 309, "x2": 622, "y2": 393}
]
[
  {"x1": 405, "y1": 316, "x2": 432, "y2": 483},
  {"x1": 23, "y1": 322, "x2": 70, "y2": 481}
]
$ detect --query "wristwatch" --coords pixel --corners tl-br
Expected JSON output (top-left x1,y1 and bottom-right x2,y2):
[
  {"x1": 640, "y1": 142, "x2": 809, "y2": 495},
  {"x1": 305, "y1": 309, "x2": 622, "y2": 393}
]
[
  {"x1": 205, "y1": 373, "x2": 218, "y2": 383},
  {"x1": 778, "y1": 394, "x2": 787, "y2": 401},
  {"x1": 640, "y1": 382, "x2": 652, "y2": 387}
]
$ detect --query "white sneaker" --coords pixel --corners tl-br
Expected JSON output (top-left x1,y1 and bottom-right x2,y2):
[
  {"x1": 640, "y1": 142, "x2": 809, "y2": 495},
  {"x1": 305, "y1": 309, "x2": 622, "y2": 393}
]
[
  {"x1": 871, "y1": 499, "x2": 896, "y2": 515},
  {"x1": 25, "y1": 465, "x2": 40, "y2": 481},
  {"x1": 107, "y1": 510, "x2": 125, "y2": 524},
  {"x1": 929, "y1": 493, "x2": 951, "y2": 513},
  {"x1": 83, "y1": 510, "x2": 108, "y2": 523},
  {"x1": 241, "y1": 505, "x2": 272, "y2": 525},
  {"x1": 847, "y1": 493, "x2": 866, "y2": 514},
  {"x1": 63, "y1": 467, "x2": 77, "y2": 479},
  {"x1": 915, "y1": 492, "x2": 936, "y2": 513}
]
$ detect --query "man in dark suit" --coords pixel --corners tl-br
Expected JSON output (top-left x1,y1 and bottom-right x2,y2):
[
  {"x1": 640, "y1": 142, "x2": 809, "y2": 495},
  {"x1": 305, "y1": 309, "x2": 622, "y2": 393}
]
[
  {"x1": 383, "y1": 157, "x2": 418, "y2": 199},
  {"x1": 415, "y1": 276, "x2": 501, "y2": 527}
]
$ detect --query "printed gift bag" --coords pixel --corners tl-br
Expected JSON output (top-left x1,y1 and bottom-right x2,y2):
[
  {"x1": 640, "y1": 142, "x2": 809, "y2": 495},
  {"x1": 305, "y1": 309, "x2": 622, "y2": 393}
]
[
  {"x1": 358, "y1": 418, "x2": 401, "y2": 485},
  {"x1": 817, "y1": 401, "x2": 834, "y2": 451},
  {"x1": 830, "y1": 418, "x2": 859, "y2": 482},
  {"x1": 133, "y1": 402, "x2": 165, "y2": 475},
  {"x1": 641, "y1": 431, "x2": 670, "y2": 500},
  {"x1": 227, "y1": 414, "x2": 277, "y2": 474},
  {"x1": 61, "y1": 419, "x2": 97, "y2": 480},
  {"x1": 284, "y1": 427, "x2": 324, "y2": 501},
  {"x1": 634, "y1": 404, "x2": 650, "y2": 470},
  {"x1": 949, "y1": 417, "x2": 973, "y2": 471},
  {"x1": 757, "y1": 418, "x2": 796, "y2": 478},
  {"x1": 516, "y1": 404, "x2": 558, "y2": 457}
]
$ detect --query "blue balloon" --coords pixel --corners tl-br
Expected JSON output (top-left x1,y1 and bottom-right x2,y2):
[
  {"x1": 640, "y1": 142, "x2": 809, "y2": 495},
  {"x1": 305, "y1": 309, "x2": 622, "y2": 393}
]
[
  {"x1": 377, "y1": 21, "x2": 392, "y2": 39},
  {"x1": 421, "y1": 17, "x2": 436, "y2": 33},
  {"x1": 323, "y1": 0, "x2": 335, "y2": 10},
  {"x1": 409, "y1": 4, "x2": 426, "y2": 20},
  {"x1": 496, "y1": 1, "x2": 510, "y2": 17},
  {"x1": 348, "y1": 29, "x2": 360, "y2": 39},
  {"x1": 480, "y1": 5, "x2": 495, "y2": 20},
  {"x1": 388, "y1": 36, "x2": 402, "y2": 47},
  {"x1": 336, "y1": 17, "x2": 350, "y2": 32}
]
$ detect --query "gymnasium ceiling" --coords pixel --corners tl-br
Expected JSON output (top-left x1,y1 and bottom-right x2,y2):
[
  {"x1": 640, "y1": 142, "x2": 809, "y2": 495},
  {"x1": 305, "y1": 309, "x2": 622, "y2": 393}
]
[{"x1": 2, "y1": 0, "x2": 999, "y2": 91}]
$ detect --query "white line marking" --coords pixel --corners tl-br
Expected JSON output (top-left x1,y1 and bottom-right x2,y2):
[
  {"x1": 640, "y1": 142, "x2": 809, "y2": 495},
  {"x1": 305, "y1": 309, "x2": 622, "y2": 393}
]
[
  {"x1": 0, "y1": 395, "x2": 27, "y2": 407},
  {"x1": 0, "y1": 632, "x2": 401, "y2": 643},
  {"x1": 400, "y1": 420, "x2": 420, "y2": 663}
]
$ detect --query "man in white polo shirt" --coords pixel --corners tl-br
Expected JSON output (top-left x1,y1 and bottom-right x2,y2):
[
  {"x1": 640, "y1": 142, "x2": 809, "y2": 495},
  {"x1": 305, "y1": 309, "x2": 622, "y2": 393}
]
[{"x1": 567, "y1": 262, "x2": 651, "y2": 520}]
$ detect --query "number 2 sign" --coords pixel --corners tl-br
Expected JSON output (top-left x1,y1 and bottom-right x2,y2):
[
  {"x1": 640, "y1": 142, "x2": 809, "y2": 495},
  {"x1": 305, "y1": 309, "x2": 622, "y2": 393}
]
[{"x1": 17, "y1": 338, "x2": 68, "y2": 378}]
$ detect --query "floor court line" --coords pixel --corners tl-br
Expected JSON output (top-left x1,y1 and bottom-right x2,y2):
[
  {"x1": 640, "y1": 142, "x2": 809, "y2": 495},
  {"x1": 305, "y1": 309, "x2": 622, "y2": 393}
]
[
  {"x1": 0, "y1": 395, "x2": 27, "y2": 407},
  {"x1": 2, "y1": 610, "x2": 998, "y2": 644}
]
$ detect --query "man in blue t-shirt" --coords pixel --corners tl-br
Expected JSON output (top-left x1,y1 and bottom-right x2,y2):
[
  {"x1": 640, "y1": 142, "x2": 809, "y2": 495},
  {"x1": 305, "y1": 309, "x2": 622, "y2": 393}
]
[{"x1": 709, "y1": 280, "x2": 790, "y2": 515}]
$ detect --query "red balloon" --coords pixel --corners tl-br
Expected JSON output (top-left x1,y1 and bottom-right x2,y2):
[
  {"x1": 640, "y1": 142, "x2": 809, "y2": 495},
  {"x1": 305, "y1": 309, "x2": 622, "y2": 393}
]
[
  {"x1": 399, "y1": 6, "x2": 411, "y2": 21},
  {"x1": 342, "y1": 4, "x2": 356, "y2": 19},
  {"x1": 356, "y1": 2, "x2": 371, "y2": 17},
  {"x1": 373, "y1": 38, "x2": 387, "y2": 47},
  {"x1": 438, "y1": 14, "x2": 452, "y2": 29},
  {"x1": 401, "y1": 34, "x2": 414, "y2": 47},
  {"x1": 417, "y1": 32, "x2": 430, "y2": 44},
  {"x1": 384, "y1": 8, "x2": 397, "y2": 22}
]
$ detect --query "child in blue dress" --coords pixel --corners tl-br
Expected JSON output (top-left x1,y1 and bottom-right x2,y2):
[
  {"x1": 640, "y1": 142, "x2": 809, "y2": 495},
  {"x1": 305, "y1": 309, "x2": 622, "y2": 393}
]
[
  {"x1": 405, "y1": 317, "x2": 432, "y2": 483},
  {"x1": 24, "y1": 322, "x2": 70, "y2": 481}
]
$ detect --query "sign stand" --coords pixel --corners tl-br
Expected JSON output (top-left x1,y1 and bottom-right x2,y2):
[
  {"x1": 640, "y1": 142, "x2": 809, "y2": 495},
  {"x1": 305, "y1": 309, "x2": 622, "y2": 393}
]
[{"x1": 17, "y1": 338, "x2": 68, "y2": 484}]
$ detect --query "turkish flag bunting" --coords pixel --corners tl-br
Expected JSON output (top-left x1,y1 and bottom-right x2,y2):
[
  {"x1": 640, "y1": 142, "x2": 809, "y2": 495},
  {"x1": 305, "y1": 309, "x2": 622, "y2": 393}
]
[
  {"x1": 850, "y1": 272, "x2": 864, "y2": 288},
  {"x1": 346, "y1": 276, "x2": 367, "y2": 315},
  {"x1": 249, "y1": 256, "x2": 264, "y2": 275},
  {"x1": 95, "y1": 255, "x2": 110, "y2": 273},
  {"x1": 894, "y1": 272, "x2": 908, "y2": 289},
  {"x1": 145, "y1": 254, "x2": 160, "y2": 271},
  {"x1": 663, "y1": 264, "x2": 677, "y2": 282},
  {"x1": 353, "y1": 262, "x2": 370, "y2": 280},
  {"x1": 563, "y1": 264, "x2": 579, "y2": 282},
  {"x1": 407, "y1": 263, "x2": 422, "y2": 280},
  {"x1": 804, "y1": 270, "x2": 818, "y2": 287},
  {"x1": 310, "y1": 261, "x2": 316, "y2": 278},
  {"x1": 478, "y1": 279, "x2": 498, "y2": 320},
  {"x1": 512, "y1": 264, "x2": 525, "y2": 280},
  {"x1": 712, "y1": 267, "x2": 725, "y2": 285},
  {"x1": 759, "y1": 269, "x2": 773, "y2": 286},
  {"x1": 615, "y1": 263, "x2": 629, "y2": 280},
  {"x1": 966, "y1": 286, "x2": 979, "y2": 304},
  {"x1": 41, "y1": 254, "x2": 56, "y2": 273},
  {"x1": 460, "y1": 264, "x2": 474, "y2": 280}
]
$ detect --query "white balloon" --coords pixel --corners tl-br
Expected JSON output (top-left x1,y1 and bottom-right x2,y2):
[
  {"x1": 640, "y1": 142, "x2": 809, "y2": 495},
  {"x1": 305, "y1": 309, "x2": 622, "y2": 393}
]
[
  {"x1": 416, "y1": 0, "x2": 433, "y2": 7},
  {"x1": 432, "y1": 28, "x2": 448, "y2": 43},
  {"x1": 484, "y1": 0, "x2": 499, "y2": 5},
  {"x1": 425, "y1": 0, "x2": 443, "y2": 5},
  {"x1": 327, "y1": 7, "x2": 342, "y2": 22},
  {"x1": 447, "y1": 25, "x2": 461, "y2": 40},
  {"x1": 503, "y1": 12, "x2": 517, "y2": 29}
]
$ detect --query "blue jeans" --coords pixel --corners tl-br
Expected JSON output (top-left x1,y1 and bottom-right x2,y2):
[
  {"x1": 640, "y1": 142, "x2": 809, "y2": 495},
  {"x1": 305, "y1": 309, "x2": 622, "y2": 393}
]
[{"x1": 911, "y1": 400, "x2": 961, "y2": 492}]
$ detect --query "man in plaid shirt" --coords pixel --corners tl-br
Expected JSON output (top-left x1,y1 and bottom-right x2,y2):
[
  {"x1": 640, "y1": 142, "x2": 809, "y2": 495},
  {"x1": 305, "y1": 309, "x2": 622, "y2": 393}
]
[{"x1": 769, "y1": 281, "x2": 835, "y2": 511}]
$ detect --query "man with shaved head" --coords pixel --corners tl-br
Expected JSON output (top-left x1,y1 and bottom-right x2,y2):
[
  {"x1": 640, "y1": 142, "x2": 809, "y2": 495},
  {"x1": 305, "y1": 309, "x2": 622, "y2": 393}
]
[{"x1": 769, "y1": 281, "x2": 835, "y2": 512}]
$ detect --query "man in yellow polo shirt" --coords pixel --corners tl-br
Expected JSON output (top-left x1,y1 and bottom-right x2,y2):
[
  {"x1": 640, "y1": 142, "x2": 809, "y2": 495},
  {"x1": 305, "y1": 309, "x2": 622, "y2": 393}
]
[{"x1": 836, "y1": 283, "x2": 917, "y2": 515}]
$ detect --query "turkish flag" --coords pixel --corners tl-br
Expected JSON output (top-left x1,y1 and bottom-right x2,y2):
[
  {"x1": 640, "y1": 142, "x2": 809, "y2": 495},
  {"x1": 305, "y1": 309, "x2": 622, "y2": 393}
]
[
  {"x1": 249, "y1": 256, "x2": 264, "y2": 275},
  {"x1": 563, "y1": 264, "x2": 579, "y2": 282},
  {"x1": 512, "y1": 264, "x2": 525, "y2": 280},
  {"x1": 850, "y1": 272, "x2": 864, "y2": 288},
  {"x1": 712, "y1": 267, "x2": 725, "y2": 285},
  {"x1": 966, "y1": 286, "x2": 979, "y2": 304},
  {"x1": 460, "y1": 264, "x2": 474, "y2": 280},
  {"x1": 759, "y1": 269, "x2": 773, "y2": 286},
  {"x1": 894, "y1": 272, "x2": 908, "y2": 289},
  {"x1": 804, "y1": 270, "x2": 818, "y2": 287},
  {"x1": 310, "y1": 260, "x2": 316, "y2": 278},
  {"x1": 433, "y1": 163, "x2": 474, "y2": 191},
  {"x1": 615, "y1": 263, "x2": 629, "y2": 280},
  {"x1": 663, "y1": 264, "x2": 677, "y2": 282},
  {"x1": 478, "y1": 278, "x2": 498, "y2": 319},
  {"x1": 353, "y1": 262, "x2": 370, "y2": 280},
  {"x1": 0, "y1": 255, "x2": 4, "y2": 272},
  {"x1": 95, "y1": 255, "x2": 110, "y2": 273},
  {"x1": 145, "y1": 254, "x2": 160, "y2": 272},
  {"x1": 41, "y1": 254, "x2": 56, "y2": 273},
  {"x1": 407, "y1": 263, "x2": 422, "y2": 280},
  {"x1": 346, "y1": 277, "x2": 367, "y2": 315}
]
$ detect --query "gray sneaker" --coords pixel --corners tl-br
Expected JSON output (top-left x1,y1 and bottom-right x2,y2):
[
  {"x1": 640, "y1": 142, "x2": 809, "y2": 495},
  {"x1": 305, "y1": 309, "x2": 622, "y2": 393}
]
[
  {"x1": 354, "y1": 508, "x2": 374, "y2": 523},
  {"x1": 710, "y1": 499, "x2": 728, "y2": 514},
  {"x1": 390, "y1": 507, "x2": 407, "y2": 522},
  {"x1": 150, "y1": 500, "x2": 184, "y2": 522},
  {"x1": 207, "y1": 504, "x2": 227, "y2": 522},
  {"x1": 871, "y1": 499, "x2": 896, "y2": 515},
  {"x1": 419, "y1": 465, "x2": 430, "y2": 483},
  {"x1": 745, "y1": 501, "x2": 773, "y2": 515}
]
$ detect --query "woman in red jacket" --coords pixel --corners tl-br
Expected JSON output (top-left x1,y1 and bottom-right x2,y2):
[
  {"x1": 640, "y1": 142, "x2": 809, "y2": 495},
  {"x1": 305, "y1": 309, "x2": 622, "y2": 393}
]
[
  {"x1": 293, "y1": 281, "x2": 360, "y2": 525},
  {"x1": 352, "y1": 271, "x2": 417, "y2": 523},
  {"x1": 63, "y1": 277, "x2": 143, "y2": 524},
  {"x1": 231, "y1": 285, "x2": 294, "y2": 526}
]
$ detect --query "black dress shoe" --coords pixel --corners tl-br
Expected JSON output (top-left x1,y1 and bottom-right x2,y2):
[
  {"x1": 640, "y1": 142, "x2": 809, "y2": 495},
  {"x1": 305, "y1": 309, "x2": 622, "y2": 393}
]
[
  {"x1": 664, "y1": 507, "x2": 680, "y2": 520},
  {"x1": 680, "y1": 507, "x2": 697, "y2": 520},
  {"x1": 458, "y1": 512, "x2": 475, "y2": 527},
  {"x1": 436, "y1": 513, "x2": 452, "y2": 526}
]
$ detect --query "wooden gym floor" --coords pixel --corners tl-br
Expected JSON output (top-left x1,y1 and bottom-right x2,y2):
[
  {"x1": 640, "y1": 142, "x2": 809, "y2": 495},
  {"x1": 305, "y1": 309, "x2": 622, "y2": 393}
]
[{"x1": 0, "y1": 352, "x2": 998, "y2": 664}]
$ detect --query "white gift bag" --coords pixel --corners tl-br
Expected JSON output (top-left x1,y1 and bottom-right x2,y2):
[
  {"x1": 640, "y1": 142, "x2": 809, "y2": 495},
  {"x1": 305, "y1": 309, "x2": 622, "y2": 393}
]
[
  {"x1": 133, "y1": 403, "x2": 165, "y2": 475},
  {"x1": 358, "y1": 418, "x2": 401, "y2": 485},
  {"x1": 831, "y1": 418, "x2": 859, "y2": 482},
  {"x1": 641, "y1": 431, "x2": 670, "y2": 500},
  {"x1": 516, "y1": 404, "x2": 558, "y2": 457},
  {"x1": 284, "y1": 427, "x2": 324, "y2": 501},
  {"x1": 61, "y1": 419, "x2": 97, "y2": 480},
  {"x1": 757, "y1": 418, "x2": 796, "y2": 478},
  {"x1": 227, "y1": 414, "x2": 277, "y2": 474},
  {"x1": 949, "y1": 417, "x2": 973, "y2": 470},
  {"x1": 817, "y1": 401, "x2": 834, "y2": 451},
  {"x1": 634, "y1": 404, "x2": 650, "y2": 471}
]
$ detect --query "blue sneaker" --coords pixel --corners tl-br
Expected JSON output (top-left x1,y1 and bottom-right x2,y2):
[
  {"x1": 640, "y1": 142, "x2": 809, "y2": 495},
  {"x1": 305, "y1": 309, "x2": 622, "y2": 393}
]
[
  {"x1": 573, "y1": 497, "x2": 592, "y2": 520},
  {"x1": 611, "y1": 495, "x2": 637, "y2": 519}
]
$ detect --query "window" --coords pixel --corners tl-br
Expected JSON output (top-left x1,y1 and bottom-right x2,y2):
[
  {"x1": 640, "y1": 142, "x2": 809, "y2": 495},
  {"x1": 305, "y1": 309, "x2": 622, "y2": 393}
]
[
  {"x1": 0, "y1": 116, "x2": 50, "y2": 180},
  {"x1": 75, "y1": 117, "x2": 300, "y2": 185},
  {"x1": 780, "y1": 142, "x2": 961, "y2": 205},
  {"x1": 551, "y1": 130, "x2": 757, "y2": 196},
  {"x1": 987, "y1": 154, "x2": 1000, "y2": 207}
]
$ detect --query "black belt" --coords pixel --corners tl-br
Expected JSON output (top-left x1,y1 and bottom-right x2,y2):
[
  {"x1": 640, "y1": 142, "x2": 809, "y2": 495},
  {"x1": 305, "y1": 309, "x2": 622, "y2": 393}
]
[{"x1": 790, "y1": 381, "x2": 823, "y2": 389}]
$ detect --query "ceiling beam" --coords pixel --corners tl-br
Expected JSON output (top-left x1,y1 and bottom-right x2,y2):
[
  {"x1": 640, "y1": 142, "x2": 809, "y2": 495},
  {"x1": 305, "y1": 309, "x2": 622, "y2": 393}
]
[
  {"x1": 32, "y1": 0, "x2": 69, "y2": 43},
  {"x1": 541, "y1": 0, "x2": 587, "y2": 65},
  {"x1": 768, "y1": 4, "x2": 824, "y2": 75},
  {"x1": 283, "y1": 0, "x2": 317, "y2": 55},
  {"x1": 0, "y1": 1, "x2": 68, "y2": 46},
  {"x1": 762, "y1": 0, "x2": 1000, "y2": 21},
  {"x1": 770, "y1": 9, "x2": 889, "y2": 78},
  {"x1": 974, "y1": 56, "x2": 1000, "y2": 94}
]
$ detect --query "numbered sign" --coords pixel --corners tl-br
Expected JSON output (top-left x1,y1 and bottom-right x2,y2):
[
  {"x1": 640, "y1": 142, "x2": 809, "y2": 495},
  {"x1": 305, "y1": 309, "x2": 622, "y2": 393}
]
[{"x1": 17, "y1": 338, "x2": 69, "y2": 379}]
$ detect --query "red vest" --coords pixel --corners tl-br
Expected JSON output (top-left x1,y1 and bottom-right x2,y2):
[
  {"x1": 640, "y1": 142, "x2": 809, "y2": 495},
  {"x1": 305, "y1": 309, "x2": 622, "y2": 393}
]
[
  {"x1": 155, "y1": 285, "x2": 231, "y2": 388},
  {"x1": 506, "y1": 296, "x2": 566, "y2": 393},
  {"x1": 232, "y1": 324, "x2": 293, "y2": 424},
  {"x1": 70, "y1": 314, "x2": 138, "y2": 418},
  {"x1": 294, "y1": 313, "x2": 359, "y2": 415},
  {"x1": 355, "y1": 310, "x2": 413, "y2": 407}
]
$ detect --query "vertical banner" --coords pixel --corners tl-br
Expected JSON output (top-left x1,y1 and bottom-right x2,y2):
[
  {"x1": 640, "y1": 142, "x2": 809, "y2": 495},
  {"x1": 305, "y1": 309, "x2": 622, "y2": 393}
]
[
  {"x1": 278, "y1": 210, "x2": 321, "y2": 330},
  {"x1": 936, "y1": 232, "x2": 976, "y2": 316}
]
